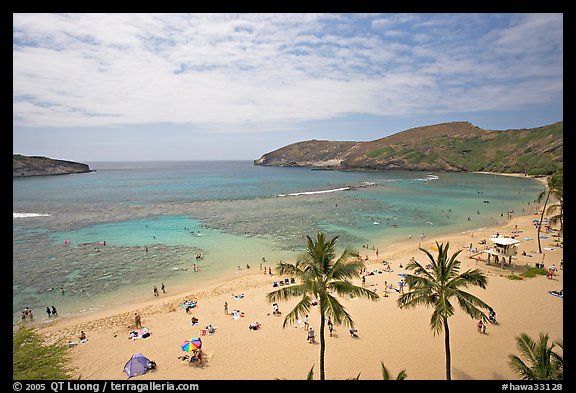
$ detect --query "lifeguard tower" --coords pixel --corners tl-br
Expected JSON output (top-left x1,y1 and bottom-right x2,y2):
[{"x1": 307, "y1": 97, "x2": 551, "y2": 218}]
[{"x1": 481, "y1": 237, "x2": 520, "y2": 269}]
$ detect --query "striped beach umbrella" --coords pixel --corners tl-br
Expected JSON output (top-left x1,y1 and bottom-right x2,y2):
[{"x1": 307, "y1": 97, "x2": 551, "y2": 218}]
[{"x1": 181, "y1": 337, "x2": 202, "y2": 352}]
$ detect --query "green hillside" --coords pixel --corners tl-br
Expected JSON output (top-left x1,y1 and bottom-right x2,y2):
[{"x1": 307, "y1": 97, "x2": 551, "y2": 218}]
[{"x1": 255, "y1": 121, "x2": 563, "y2": 176}]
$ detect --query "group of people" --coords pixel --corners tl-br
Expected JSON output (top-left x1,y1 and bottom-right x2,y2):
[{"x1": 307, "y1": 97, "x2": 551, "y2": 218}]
[
  {"x1": 305, "y1": 316, "x2": 358, "y2": 343},
  {"x1": 45, "y1": 305, "x2": 58, "y2": 318},
  {"x1": 153, "y1": 283, "x2": 167, "y2": 296},
  {"x1": 477, "y1": 307, "x2": 498, "y2": 334},
  {"x1": 21, "y1": 307, "x2": 34, "y2": 322}
]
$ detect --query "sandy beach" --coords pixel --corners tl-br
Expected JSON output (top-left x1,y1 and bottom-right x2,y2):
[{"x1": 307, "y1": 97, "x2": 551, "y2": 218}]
[{"x1": 33, "y1": 200, "x2": 563, "y2": 380}]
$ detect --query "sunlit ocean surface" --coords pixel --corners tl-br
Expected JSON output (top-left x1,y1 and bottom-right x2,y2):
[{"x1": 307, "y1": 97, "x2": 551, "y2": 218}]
[{"x1": 13, "y1": 161, "x2": 543, "y2": 323}]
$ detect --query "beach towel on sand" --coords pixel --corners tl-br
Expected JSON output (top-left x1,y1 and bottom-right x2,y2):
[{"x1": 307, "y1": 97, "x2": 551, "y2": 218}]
[{"x1": 130, "y1": 328, "x2": 150, "y2": 339}]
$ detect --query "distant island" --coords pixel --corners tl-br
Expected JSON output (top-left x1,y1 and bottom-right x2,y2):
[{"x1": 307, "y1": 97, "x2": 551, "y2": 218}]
[
  {"x1": 13, "y1": 155, "x2": 93, "y2": 177},
  {"x1": 255, "y1": 121, "x2": 563, "y2": 176}
]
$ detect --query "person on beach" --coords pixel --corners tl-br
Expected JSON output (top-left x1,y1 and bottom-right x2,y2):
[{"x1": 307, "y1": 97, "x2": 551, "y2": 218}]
[
  {"x1": 46, "y1": 307, "x2": 52, "y2": 318},
  {"x1": 79, "y1": 331, "x2": 87, "y2": 342},
  {"x1": 304, "y1": 315, "x2": 309, "y2": 330},
  {"x1": 189, "y1": 349, "x2": 203, "y2": 366},
  {"x1": 249, "y1": 321, "x2": 261, "y2": 330},
  {"x1": 195, "y1": 348, "x2": 204, "y2": 365},
  {"x1": 488, "y1": 308, "x2": 497, "y2": 324},
  {"x1": 272, "y1": 303, "x2": 281, "y2": 315},
  {"x1": 327, "y1": 317, "x2": 334, "y2": 337},
  {"x1": 161, "y1": 283, "x2": 166, "y2": 293},
  {"x1": 153, "y1": 286, "x2": 159, "y2": 296},
  {"x1": 51, "y1": 306, "x2": 58, "y2": 317},
  {"x1": 134, "y1": 313, "x2": 142, "y2": 328},
  {"x1": 224, "y1": 301, "x2": 229, "y2": 315},
  {"x1": 349, "y1": 328, "x2": 359, "y2": 338},
  {"x1": 307, "y1": 327, "x2": 315, "y2": 343},
  {"x1": 477, "y1": 320, "x2": 484, "y2": 333}
]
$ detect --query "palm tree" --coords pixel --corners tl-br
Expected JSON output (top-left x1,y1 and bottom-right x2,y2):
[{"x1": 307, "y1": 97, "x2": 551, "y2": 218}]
[
  {"x1": 545, "y1": 168, "x2": 563, "y2": 236},
  {"x1": 266, "y1": 232, "x2": 379, "y2": 380},
  {"x1": 397, "y1": 242, "x2": 491, "y2": 380},
  {"x1": 536, "y1": 168, "x2": 563, "y2": 253},
  {"x1": 509, "y1": 333, "x2": 563, "y2": 380}
]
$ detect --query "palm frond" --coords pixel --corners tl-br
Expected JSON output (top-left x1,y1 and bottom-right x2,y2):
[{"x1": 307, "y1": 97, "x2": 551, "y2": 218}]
[
  {"x1": 266, "y1": 283, "x2": 309, "y2": 303},
  {"x1": 509, "y1": 354, "x2": 535, "y2": 380},
  {"x1": 306, "y1": 365, "x2": 315, "y2": 380},
  {"x1": 329, "y1": 256, "x2": 365, "y2": 281},
  {"x1": 322, "y1": 292, "x2": 355, "y2": 327},
  {"x1": 509, "y1": 332, "x2": 563, "y2": 380},
  {"x1": 329, "y1": 280, "x2": 379, "y2": 302},
  {"x1": 275, "y1": 260, "x2": 306, "y2": 278},
  {"x1": 381, "y1": 362, "x2": 407, "y2": 380}
]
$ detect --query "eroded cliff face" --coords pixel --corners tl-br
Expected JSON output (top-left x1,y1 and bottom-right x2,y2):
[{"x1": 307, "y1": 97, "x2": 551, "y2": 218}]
[
  {"x1": 13, "y1": 155, "x2": 93, "y2": 177},
  {"x1": 254, "y1": 139, "x2": 359, "y2": 169}
]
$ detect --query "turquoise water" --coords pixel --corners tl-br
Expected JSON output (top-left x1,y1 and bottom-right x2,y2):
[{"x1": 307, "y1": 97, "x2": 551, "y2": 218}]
[{"x1": 13, "y1": 161, "x2": 544, "y2": 323}]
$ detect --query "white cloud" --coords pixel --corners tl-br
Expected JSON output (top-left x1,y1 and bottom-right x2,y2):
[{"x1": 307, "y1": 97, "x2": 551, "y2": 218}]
[{"x1": 13, "y1": 13, "x2": 563, "y2": 130}]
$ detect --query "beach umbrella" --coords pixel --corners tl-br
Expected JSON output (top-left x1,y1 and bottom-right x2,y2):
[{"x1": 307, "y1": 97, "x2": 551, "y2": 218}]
[{"x1": 181, "y1": 337, "x2": 202, "y2": 352}]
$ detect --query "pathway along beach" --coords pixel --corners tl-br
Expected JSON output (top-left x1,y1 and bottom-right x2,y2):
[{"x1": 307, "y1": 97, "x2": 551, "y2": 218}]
[{"x1": 32, "y1": 204, "x2": 563, "y2": 380}]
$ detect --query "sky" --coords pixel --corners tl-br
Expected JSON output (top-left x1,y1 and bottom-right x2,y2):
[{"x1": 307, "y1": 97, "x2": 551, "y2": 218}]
[{"x1": 13, "y1": 13, "x2": 563, "y2": 162}]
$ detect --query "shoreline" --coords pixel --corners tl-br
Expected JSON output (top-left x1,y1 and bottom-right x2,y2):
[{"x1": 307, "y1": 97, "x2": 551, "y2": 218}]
[
  {"x1": 29, "y1": 201, "x2": 533, "y2": 334},
  {"x1": 31, "y1": 203, "x2": 563, "y2": 380}
]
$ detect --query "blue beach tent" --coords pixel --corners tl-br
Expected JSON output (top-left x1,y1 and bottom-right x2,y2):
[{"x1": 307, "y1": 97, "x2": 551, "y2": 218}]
[{"x1": 123, "y1": 353, "x2": 152, "y2": 378}]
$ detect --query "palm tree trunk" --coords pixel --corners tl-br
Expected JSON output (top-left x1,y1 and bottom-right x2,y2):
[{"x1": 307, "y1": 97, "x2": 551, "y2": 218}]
[
  {"x1": 319, "y1": 304, "x2": 326, "y2": 380},
  {"x1": 537, "y1": 191, "x2": 550, "y2": 254},
  {"x1": 443, "y1": 318, "x2": 452, "y2": 380}
]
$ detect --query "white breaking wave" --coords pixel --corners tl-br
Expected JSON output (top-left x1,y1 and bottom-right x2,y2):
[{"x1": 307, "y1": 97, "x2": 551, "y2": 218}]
[
  {"x1": 278, "y1": 187, "x2": 350, "y2": 197},
  {"x1": 13, "y1": 212, "x2": 51, "y2": 218},
  {"x1": 416, "y1": 174, "x2": 439, "y2": 182}
]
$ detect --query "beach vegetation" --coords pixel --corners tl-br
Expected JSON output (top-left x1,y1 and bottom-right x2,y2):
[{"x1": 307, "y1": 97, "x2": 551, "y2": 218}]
[
  {"x1": 509, "y1": 333, "x2": 563, "y2": 380},
  {"x1": 397, "y1": 241, "x2": 491, "y2": 380},
  {"x1": 506, "y1": 274, "x2": 524, "y2": 280},
  {"x1": 520, "y1": 267, "x2": 547, "y2": 278},
  {"x1": 266, "y1": 232, "x2": 379, "y2": 380},
  {"x1": 13, "y1": 324, "x2": 73, "y2": 380},
  {"x1": 381, "y1": 362, "x2": 408, "y2": 380}
]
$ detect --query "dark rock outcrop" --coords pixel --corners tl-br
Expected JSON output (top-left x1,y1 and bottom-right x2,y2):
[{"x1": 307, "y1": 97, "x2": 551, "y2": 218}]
[{"x1": 13, "y1": 155, "x2": 93, "y2": 177}]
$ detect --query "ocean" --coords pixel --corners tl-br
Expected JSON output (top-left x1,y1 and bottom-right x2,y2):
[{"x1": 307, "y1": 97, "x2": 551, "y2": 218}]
[{"x1": 13, "y1": 161, "x2": 544, "y2": 323}]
